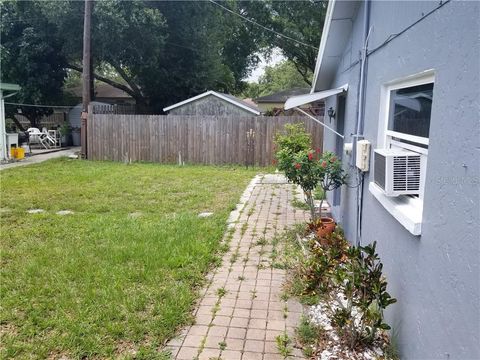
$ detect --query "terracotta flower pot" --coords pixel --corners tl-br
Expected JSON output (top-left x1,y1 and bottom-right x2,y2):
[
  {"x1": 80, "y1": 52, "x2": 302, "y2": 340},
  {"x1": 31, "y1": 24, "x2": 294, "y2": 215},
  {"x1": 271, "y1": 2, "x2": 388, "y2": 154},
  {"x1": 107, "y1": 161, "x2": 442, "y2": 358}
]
[{"x1": 316, "y1": 217, "x2": 336, "y2": 238}]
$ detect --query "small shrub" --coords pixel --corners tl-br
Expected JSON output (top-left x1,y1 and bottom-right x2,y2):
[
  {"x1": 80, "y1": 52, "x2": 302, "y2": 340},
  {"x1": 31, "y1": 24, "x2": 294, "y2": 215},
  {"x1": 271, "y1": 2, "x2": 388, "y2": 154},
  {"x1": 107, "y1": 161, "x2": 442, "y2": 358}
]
[
  {"x1": 330, "y1": 242, "x2": 397, "y2": 348},
  {"x1": 275, "y1": 123, "x2": 311, "y2": 154},
  {"x1": 294, "y1": 230, "x2": 350, "y2": 299},
  {"x1": 282, "y1": 225, "x2": 397, "y2": 351},
  {"x1": 275, "y1": 124, "x2": 347, "y2": 221}
]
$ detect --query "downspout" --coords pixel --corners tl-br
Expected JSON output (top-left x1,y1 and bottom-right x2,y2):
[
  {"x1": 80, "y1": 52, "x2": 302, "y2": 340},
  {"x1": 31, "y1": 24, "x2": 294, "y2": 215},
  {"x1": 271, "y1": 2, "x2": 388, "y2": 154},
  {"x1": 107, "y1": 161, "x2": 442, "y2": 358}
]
[
  {"x1": 0, "y1": 90, "x2": 6, "y2": 162},
  {"x1": 356, "y1": 0, "x2": 371, "y2": 137},
  {"x1": 354, "y1": 0, "x2": 371, "y2": 246}
]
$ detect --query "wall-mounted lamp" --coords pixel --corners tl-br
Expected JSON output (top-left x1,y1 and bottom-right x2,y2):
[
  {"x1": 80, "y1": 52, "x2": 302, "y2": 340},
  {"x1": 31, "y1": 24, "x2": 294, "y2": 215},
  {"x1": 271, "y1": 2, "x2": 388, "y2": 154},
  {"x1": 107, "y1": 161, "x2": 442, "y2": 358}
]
[{"x1": 327, "y1": 107, "x2": 336, "y2": 122}]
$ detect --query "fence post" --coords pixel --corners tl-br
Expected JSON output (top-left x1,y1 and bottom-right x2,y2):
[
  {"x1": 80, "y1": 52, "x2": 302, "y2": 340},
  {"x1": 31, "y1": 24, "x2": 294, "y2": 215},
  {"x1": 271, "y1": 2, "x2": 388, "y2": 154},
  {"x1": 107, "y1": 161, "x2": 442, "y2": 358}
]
[
  {"x1": 84, "y1": 104, "x2": 93, "y2": 159},
  {"x1": 80, "y1": 111, "x2": 87, "y2": 159}
]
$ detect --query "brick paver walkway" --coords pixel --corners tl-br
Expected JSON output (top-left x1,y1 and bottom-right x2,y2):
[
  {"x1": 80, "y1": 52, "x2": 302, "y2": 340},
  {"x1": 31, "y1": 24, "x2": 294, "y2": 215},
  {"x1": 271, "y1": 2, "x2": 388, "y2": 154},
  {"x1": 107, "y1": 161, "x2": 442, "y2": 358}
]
[{"x1": 166, "y1": 174, "x2": 309, "y2": 360}]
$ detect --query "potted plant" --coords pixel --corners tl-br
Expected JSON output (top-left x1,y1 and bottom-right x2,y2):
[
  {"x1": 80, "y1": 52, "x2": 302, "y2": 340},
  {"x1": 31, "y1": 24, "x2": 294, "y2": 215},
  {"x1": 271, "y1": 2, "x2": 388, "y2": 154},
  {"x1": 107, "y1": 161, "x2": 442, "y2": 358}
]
[
  {"x1": 275, "y1": 124, "x2": 347, "y2": 236},
  {"x1": 277, "y1": 148, "x2": 323, "y2": 221},
  {"x1": 315, "y1": 151, "x2": 347, "y2": 237},
  {"x1": 275, "y1": 124, "x2": 319, "y2": 220},
  {"x1": 59, "y1": 122, "x2": 72, "y2": 147}
]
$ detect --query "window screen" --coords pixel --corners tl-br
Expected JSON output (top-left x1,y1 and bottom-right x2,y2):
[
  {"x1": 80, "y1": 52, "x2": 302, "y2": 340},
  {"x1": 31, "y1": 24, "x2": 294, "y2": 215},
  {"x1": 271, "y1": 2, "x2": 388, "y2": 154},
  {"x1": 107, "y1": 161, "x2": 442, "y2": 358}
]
[{"x1": 388, "y1": 83, "x2": 433, "y2": 140}]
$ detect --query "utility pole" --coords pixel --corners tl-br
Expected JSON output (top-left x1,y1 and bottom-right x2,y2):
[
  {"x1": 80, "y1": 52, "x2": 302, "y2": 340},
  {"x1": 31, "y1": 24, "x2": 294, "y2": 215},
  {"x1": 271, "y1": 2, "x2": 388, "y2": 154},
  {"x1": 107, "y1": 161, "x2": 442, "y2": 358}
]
[{"x1": 81, "y1": 0, "x2": 93, "y2": 159}]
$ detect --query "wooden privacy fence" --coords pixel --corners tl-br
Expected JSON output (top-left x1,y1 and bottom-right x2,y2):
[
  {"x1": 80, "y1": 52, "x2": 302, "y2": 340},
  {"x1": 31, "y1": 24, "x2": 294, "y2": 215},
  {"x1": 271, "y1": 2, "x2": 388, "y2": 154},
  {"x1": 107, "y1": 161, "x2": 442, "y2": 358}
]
[{"x1": 86, "y1": 114, "x2": 323, "y2": 166}]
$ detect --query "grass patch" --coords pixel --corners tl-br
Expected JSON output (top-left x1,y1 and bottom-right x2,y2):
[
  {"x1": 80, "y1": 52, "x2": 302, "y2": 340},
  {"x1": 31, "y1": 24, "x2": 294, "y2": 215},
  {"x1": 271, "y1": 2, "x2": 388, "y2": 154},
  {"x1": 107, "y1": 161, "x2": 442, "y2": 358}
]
[
  {"x1": 296, "y1": 316, "x2": 324, "y2": 357},
  {"x1": 314, "y1": 187, "x2": 325, "y2": 200},
  {"x1": 0, "y1": 159, "x2": 258, "y2": 358}
]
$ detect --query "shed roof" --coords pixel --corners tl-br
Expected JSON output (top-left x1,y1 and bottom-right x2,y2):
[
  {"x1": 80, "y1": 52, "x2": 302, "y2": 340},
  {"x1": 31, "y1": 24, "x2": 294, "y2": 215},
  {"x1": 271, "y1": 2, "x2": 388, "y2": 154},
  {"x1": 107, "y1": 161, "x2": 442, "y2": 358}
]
[
  {"x1": 67, "y1": 83, "x2": 132, "y2": 99},
  {"x1": 0, "y1": 83, "x2": 21, "y2": 92},
  {"x1": 255, "y1": 88, "x2": 311, "y2": 103},
  {"x1": 163, "y1": 91, "x2": 261, "y2": 115}
]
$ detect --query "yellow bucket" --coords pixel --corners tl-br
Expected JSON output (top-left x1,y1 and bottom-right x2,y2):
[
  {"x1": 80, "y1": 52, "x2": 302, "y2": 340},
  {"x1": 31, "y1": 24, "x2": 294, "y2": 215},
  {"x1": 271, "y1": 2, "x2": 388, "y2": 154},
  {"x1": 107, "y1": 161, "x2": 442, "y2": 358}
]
[
  {"x1": 15, "y1": 147, "x2": 25, "y2": 160},
  {"x1": 10, "y1": 147, "x2": 25, "y2": 160}
]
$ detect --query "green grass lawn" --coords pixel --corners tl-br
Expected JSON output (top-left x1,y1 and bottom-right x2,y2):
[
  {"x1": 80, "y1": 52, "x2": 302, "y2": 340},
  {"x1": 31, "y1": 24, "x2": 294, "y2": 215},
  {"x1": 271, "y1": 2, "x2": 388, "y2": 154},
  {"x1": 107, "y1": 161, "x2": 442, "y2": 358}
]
[{"x1": 0, "y1": 159, "x2": 258, "y2": 359}]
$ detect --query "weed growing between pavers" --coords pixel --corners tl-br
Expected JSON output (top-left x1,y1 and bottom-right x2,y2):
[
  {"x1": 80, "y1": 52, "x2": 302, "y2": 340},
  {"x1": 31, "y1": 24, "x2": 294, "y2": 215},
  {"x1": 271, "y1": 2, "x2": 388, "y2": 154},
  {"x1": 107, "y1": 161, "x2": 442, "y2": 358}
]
[
  {"x1": 291, "y1": 198, "x2": 311, "y2": 210},
  {"x1": 275, "y1": 333, "x2": 293, "y2": 357}
]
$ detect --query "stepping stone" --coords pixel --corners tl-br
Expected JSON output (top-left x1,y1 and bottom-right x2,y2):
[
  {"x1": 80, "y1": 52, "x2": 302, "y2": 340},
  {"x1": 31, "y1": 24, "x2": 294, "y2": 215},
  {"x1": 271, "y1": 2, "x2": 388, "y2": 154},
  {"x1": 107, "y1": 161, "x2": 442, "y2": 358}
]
[
  {"x1": 27, "y1": 209, "x2": 45, "y2": 214},
  {"x1": 56, "y1": 210, "x2": 74, "y2": 215},
  {"x1": 198, "y1": 212, "x2": 213, "y2": 218},
  {"x1": 128, "y1": 211, "x2": 143, "y2": 219}
]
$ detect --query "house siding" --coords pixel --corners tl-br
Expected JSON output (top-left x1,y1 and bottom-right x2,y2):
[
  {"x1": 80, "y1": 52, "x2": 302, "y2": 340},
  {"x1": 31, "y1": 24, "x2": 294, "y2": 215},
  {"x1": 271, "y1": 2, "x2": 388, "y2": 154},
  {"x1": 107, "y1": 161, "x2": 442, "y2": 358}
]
[
  {"x1": 168, "y1": 95, "x2": 254, "y2": 116},
  {"x1": 323, "y1": 1, "x2": 479, "y2": 359}
]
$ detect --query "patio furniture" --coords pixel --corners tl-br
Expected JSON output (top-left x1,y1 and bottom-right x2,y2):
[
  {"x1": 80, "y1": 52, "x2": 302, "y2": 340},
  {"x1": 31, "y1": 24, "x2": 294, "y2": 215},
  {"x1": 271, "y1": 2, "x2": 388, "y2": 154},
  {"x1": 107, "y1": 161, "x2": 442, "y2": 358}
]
[
  {"x1": 48, "y1": 129, "x2": 61, "y2": 148},
  {"x1": 27, "y1": 128, "x2": 56, "y2": 149}
]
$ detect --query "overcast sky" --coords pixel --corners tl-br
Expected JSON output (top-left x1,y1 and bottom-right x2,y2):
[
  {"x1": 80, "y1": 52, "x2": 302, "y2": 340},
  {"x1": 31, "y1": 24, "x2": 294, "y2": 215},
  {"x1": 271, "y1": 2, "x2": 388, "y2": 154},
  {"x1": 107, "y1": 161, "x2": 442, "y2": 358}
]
[{"x1": 246, "y1": 48, "x2": 285, "y2": 83}]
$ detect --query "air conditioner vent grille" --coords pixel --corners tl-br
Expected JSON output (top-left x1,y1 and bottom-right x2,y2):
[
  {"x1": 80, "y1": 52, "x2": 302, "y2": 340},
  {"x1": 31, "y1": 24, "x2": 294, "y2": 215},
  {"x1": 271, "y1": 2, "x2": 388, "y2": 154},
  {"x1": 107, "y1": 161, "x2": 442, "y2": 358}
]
[
  {"x1": 374, "y1": 153, "x2": 386, "y2": 190},
  {"x1": 392, "y1": 156, "x2": 421, "y2": 191}
]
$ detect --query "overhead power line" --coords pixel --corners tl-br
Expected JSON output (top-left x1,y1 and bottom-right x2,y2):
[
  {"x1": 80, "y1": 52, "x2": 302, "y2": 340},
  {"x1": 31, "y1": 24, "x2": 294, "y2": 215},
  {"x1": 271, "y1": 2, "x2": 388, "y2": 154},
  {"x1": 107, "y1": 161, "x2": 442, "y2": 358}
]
[
  {"x1": 208, "y1": 0, "x2": 318, "y2": 50},
  {"x1": 5, "y1": 102, "x2": 75, "y2": 109}
]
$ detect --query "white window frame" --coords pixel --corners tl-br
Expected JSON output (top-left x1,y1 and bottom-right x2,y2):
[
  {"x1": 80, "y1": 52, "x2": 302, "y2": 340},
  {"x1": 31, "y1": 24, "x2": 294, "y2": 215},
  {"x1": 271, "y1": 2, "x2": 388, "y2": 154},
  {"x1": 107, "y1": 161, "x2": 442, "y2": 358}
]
[{"x1": 371, "y1": 70, "x2": 435, "y2": 235}]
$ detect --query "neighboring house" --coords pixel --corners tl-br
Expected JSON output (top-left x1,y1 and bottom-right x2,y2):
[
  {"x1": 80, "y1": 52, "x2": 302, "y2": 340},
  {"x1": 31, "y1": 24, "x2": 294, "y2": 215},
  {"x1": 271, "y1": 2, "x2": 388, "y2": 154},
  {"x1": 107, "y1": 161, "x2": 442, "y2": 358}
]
[
  {"x1": 286, "y1": 1, "x2": 479, "y2": 358},
  {"x1": 163, "y1": 91, "x2": 260, "y2": 116},
  {"x1": 68, "y1": 101, "x2": 109, "y2": 146},
  {"x1": 65, "y1": 83, "x2": 136, "y2": 146},
  {"x1": 13, "y1": 111, "x2": 68, "y2": 131},
  {"x1": 67, "y1": 83, "x2": 135, "y2": 106},
  {"x1": 256, "y1": 88, "x2": 324, "y2": 115}
]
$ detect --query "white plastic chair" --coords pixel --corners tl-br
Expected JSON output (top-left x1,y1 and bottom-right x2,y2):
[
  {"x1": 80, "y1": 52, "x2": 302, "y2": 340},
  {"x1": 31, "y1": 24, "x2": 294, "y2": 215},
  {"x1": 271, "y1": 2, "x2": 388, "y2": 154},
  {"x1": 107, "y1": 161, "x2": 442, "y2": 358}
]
[
  {"x1": 42, "y1": 128, "x2": 56, "y2": 147},
  {"x1": 27, "y1": 128, "x2": 42, "y2": 144},
  {"x1": 27, "y1": 128, "x2": 54, "y2": 149}
]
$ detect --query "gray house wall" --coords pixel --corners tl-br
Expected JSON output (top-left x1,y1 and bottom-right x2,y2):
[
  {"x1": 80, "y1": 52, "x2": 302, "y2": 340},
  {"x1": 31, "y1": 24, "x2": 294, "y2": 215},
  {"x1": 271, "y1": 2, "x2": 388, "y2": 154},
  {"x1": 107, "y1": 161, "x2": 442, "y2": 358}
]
[
  {"x1": 168, "y1": 95, "x2": 254, "y2": 116},
  {"x1": 322, "y1": 1, "x2": 479, "y2": 359}
]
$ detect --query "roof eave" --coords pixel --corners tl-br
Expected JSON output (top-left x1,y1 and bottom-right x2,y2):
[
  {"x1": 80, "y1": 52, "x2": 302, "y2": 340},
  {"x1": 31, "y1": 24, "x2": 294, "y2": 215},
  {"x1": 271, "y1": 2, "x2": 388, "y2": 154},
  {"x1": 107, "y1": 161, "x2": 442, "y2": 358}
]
[
  {"x1": 311, "y1": 0, "x2": 336, "y2": 93},
  {"x1": 311, "y1": 1, "x2": 358, "y2": 92}
]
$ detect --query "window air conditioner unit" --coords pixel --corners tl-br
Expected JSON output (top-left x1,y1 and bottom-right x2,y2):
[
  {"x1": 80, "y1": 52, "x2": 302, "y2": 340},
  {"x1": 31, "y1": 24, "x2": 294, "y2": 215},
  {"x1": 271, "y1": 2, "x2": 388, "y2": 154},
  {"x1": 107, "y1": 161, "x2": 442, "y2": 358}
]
[{"x1": 374, "y1": 149, "x2": 424, "y2": 196}]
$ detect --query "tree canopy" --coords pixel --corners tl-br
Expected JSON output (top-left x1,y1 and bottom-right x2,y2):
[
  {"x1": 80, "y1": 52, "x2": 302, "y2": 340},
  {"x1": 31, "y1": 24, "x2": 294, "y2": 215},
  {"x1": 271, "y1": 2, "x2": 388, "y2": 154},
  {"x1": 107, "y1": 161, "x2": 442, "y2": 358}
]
[
  {"x1": 241, "y1": 60, "x2": 312, "y2": 99},
  {"x1": 0, "y1": 1, "x2": 68, "y2": 126},
  {"x1": 267, "y1": 1, "x2": 326, "y2": 85},
  {"x1": 1, "y1": 0, "x2": 326, "y2": 115}
]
